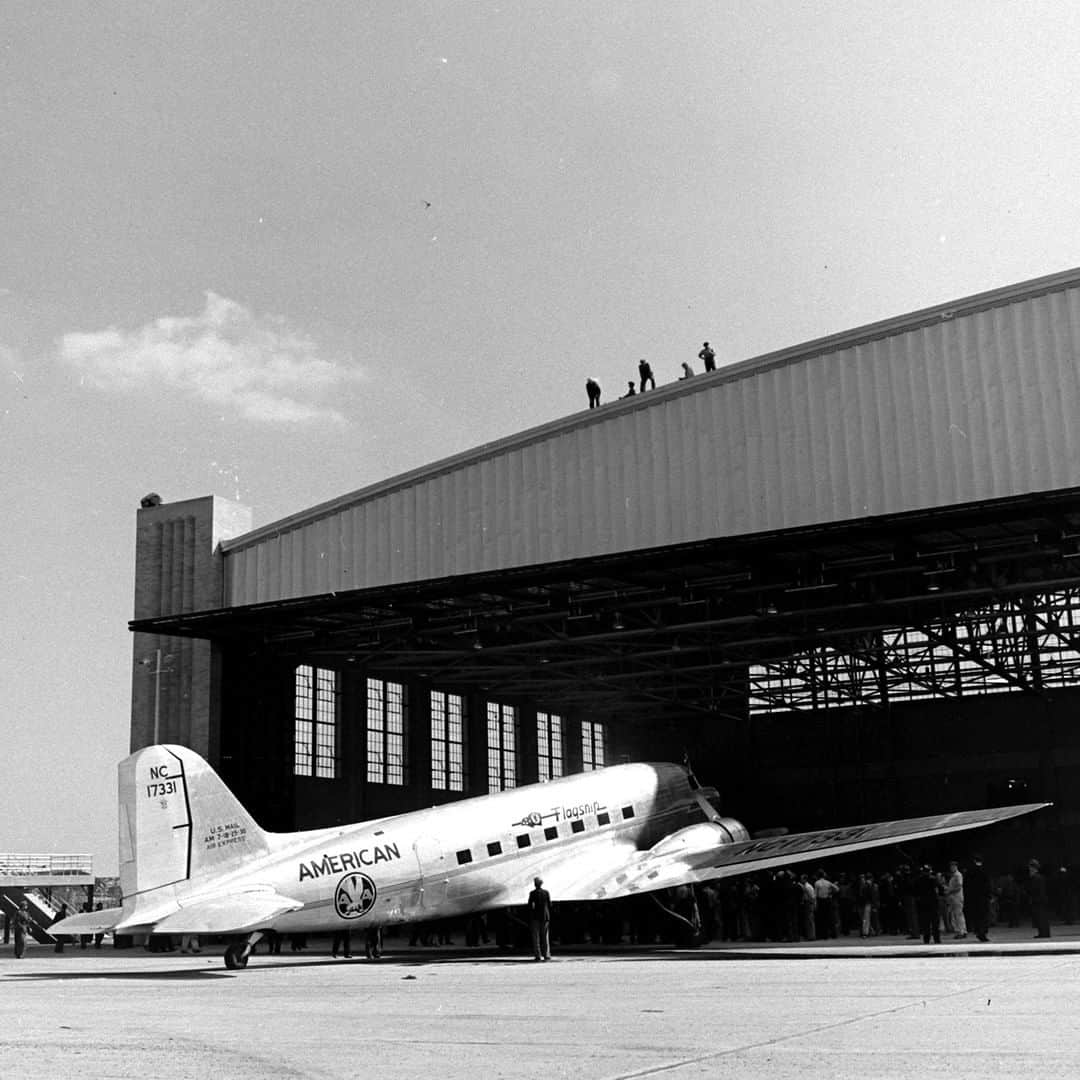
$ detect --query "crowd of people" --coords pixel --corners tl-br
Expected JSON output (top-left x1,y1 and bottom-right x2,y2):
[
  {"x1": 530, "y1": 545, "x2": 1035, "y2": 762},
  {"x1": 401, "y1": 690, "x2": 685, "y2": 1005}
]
[
  {"x1": 585, "y1": 342, "x2": 716, "y2": 409},
  {"x1": 668, "y1": 855, "x2": 1067, "y2": 946}
]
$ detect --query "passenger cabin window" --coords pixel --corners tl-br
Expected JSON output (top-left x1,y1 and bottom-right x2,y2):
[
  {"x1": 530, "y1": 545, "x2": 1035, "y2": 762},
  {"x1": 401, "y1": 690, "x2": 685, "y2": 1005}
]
[
  {"x1": 536, "y1": 711, "x2": 564, "y2": 781},
  {"x1": 581, "y1": 719, "x2": 606, "y2": 771},
  {"x1": 367, "y1": 677, "x2": 407, "y2": 785},
  {"x1": 486, "y1": 701, "x2": 519, "y2": 791},
  {"x1": 571, "y1": 820, "x2": 585, "y2": 834},
  {"x1": 487, "y1": 841, "x2": 502, "y2": 857},
  {"x1": 517, "y1": 834, "x2": 531, "y2": 848},
  {"x1": 544, "y1": 826, "x2": 558, "y2": 841},
  {"x1": 621, "y1": 805, "x2": 635, "y2": 820},
  {"x1": 597, "y1": 811, "x2": 610, "y2": 826},
  {"x1": 456, "y1": 849, "x2": 472, "y2": 865},
  {"x1": 431, "y1": 689, "x2": 466, "y2": 792},
  {"x1": 294, "y1": 665, "x2": 338, "y2": 779}
]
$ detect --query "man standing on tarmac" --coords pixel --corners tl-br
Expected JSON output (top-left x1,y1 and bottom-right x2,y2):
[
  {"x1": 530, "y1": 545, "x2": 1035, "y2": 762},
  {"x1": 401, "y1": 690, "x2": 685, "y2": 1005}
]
[
  {"x1": 13, "y1": 901, "x2": 30, "y2": 958},
  {"x1": 53, "y1": 903, "x2": 68, "y2": 953},
  {"x1": 813, "y1": 869, "x2": 838, "y2": 938},
  {"x1": 1029, "y1": 859, "x2": 1051, "y2": 938},
  {"x1": 915, "y1": 865, "x2": 942, "y2": 944},
  {"x1": 528, "y1": 876, "x2": 552, "y2": 961},
  {"x1": 945, "y1": 860, "x2": 967, "y2": 939},
  {"x1": 965, "y1": 854, "x2": 993, "y2": 943}
]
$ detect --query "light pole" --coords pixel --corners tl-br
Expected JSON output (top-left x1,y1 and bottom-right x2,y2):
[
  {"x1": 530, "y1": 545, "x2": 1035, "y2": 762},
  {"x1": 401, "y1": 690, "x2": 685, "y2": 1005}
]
[{"x1": 140, "y1": 649, "x2": 175, "y2": 744}]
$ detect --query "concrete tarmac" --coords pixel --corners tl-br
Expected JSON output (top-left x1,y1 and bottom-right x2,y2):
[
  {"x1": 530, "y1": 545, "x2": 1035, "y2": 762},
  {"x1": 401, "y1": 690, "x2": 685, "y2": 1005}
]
[{"x1": 3, "y1": 931, "x2": 1080, "y2": 1079}]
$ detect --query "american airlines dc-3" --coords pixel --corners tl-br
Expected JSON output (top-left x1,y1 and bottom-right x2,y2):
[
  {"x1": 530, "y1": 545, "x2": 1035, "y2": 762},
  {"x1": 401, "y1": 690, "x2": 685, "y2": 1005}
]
[{"x1": 54, "y1": 744, "x2": 1047, "y2": 969}]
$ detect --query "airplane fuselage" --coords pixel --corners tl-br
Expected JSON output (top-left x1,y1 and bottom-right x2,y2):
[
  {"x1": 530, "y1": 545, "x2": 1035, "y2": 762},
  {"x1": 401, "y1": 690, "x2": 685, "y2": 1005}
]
[{"x1": 185, "y1": 762, "x2": 711, "y2": 934}]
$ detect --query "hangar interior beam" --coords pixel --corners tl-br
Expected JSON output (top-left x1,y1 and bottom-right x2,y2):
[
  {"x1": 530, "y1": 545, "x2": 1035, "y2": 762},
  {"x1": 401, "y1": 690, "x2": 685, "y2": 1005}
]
[
  {"x1": 136, "y1": 489, "x2": 1080, "y2": 729},
  {"x1": 750, "y1": 589, "x2": 1080, "y2": 712}
]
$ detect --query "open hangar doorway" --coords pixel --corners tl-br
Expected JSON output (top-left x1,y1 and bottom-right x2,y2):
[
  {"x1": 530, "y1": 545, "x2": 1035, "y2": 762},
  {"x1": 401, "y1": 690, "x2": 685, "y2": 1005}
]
[{"x1": 136, "y1": 488, "x2": 1080, "y2": 871}]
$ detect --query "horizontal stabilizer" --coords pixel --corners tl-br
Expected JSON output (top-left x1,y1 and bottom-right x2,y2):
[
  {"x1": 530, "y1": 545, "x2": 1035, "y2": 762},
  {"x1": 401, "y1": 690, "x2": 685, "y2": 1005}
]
[
  {"x1": 150, "y1": 888, "x2": 304, "y2": 935},
  {"x1": 50, "y1": 907, "x2": 124, "y2": 936}
]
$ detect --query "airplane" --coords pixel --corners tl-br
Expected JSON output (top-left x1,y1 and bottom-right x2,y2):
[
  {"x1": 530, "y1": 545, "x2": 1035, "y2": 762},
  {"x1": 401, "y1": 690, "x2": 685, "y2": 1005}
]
[{"x1": 51, "y1": 743, "x2": 1048, "y2": 969}]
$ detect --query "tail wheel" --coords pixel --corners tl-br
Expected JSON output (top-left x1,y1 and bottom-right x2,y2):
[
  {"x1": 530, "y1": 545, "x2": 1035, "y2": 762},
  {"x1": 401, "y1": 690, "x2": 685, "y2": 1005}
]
[{"x1": 224, "y1": 944, "x2": 249, "y2": 970}]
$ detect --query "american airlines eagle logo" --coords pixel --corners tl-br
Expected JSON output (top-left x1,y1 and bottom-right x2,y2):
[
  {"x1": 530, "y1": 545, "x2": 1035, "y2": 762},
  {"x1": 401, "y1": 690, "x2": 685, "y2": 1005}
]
[{"x1": 334, "y1": 872, "x2": 377, "y2": 919}]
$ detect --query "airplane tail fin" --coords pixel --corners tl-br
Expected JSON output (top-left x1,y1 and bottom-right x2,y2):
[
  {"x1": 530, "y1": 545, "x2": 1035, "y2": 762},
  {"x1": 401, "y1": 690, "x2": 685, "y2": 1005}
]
[{"x1": 118, "y1": 744, "x2": 272, "y2": 922}]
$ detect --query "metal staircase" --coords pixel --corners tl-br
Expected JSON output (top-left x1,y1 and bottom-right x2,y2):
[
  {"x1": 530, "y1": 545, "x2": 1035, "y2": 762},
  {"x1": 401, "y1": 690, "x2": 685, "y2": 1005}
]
[{"x1": 0, "y1": 853, "x2": 95, "y2": 944}]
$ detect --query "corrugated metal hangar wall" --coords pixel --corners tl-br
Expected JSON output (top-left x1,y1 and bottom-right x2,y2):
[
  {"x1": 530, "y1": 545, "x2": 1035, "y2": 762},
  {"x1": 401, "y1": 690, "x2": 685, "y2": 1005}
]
[
  {"x1": 131, "y1": 267, "x2": 1080, "y2": 866},
  {"x1": 222, "y1": 267, "x2": 1080, "y2": 604}
]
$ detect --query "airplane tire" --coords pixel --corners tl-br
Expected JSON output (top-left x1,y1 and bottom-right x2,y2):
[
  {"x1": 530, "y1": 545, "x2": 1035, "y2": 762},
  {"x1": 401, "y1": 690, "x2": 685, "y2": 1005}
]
[{"x1": 224, "y1": 945, "x2": 248, "y2": 970}]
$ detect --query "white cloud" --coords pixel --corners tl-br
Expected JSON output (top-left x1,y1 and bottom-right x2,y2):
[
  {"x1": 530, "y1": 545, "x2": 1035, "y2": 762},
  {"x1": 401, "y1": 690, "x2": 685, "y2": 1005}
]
[{"x1": 57, "y1": 293, "x2": 364, "y2": 423}]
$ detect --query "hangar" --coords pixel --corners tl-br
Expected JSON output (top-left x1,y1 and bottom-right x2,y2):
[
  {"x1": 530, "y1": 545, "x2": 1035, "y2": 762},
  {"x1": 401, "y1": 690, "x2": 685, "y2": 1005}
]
[{"x1": 129, "y1": 267, "x2": 1080, "y2": 861}]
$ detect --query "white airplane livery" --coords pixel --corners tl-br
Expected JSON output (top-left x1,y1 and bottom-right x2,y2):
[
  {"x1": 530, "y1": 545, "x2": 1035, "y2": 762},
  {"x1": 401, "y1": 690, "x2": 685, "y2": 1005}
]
[{"x1": 53, "y1": 744, "x2": 1047, "y2": 968}]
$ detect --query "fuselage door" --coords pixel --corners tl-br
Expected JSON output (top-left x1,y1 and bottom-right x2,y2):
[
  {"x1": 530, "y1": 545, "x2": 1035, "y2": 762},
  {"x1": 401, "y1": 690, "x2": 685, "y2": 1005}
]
[{"x1": 413, "y1": 835, "x2": 448, "y2": 911}]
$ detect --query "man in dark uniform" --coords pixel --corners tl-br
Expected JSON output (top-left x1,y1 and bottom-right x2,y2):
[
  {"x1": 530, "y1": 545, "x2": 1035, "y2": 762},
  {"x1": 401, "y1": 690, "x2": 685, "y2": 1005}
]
[
  {"x1": 915, "y1": 864, "x2": 941, "y2": 944},
  {"x1": 364, "y1": 927, "x2": 383, "y2": 959},
  {"x1": 13, "y1": 901, "x2": 30, "y2": 958},
  {"x1": 585, "y1": 377, "x2": 601, "y2": 409},
  {"x1": 964, "y1": 854, "x2": 993, "y2": 942},
  {"x1": 528, "y1": 876, "x2": 552, "y2": 961},
  {"x1": 331, "y1": 928, "x2": 352, "y2": 958},
  {"x1": 53, "y1": 903, "x2": 68, "y2": 953},
  {"x1": 1029, "y1": 859, "x2": 1051, "y2": 938},
  {"x1": 698, "y1": 342, "x2": 716, "y2": 372}
]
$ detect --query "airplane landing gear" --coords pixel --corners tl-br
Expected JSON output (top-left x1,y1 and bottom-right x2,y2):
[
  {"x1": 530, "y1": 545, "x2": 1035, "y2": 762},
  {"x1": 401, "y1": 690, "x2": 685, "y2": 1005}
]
[
  {"x1": 651, "y1": 891, "x2": 705, "y2": 947},
  {"x1": 223, "y1": 944, "x2": 247, "y2": 969},
  {"x1": 224, "y1": 930, "x2": 264, "y2": 970}
]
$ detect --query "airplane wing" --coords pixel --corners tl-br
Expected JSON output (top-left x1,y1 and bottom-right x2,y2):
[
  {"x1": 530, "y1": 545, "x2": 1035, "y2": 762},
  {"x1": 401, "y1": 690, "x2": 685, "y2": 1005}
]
[
  {"x1": 558, "y1": 801, "x2": 1050, "y2": 901},
  {"x1": 146, "y1": 888, "x2": 305, "y2": 935},
  {"x1": 49, "y1": 906, "x2": 124, "y2": 935}
]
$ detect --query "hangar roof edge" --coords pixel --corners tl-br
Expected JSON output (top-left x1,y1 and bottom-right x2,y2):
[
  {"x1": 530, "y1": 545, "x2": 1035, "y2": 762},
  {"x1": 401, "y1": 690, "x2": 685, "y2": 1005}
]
[{"x1": 222, "y1": 264, "x2": 1080, "y2": 554}]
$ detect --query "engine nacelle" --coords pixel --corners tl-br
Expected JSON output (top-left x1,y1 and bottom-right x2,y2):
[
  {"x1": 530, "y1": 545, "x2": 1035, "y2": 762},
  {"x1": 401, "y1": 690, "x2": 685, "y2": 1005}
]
[{"x1": 648, "y1": 817, "x2": 749, "y2": 859}]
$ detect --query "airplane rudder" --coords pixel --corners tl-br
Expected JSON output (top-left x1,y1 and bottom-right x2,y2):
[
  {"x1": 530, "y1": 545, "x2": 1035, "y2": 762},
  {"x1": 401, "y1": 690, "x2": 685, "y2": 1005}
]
[{"x1": 119, "y1": 745, "x2": 198, "y2": 896}]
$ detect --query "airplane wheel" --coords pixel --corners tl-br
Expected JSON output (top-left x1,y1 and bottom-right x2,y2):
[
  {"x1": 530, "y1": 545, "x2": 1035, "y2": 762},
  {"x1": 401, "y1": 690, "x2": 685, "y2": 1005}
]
[{"x1": 224, "y1": 945, "x2": 248, "y2": 970}]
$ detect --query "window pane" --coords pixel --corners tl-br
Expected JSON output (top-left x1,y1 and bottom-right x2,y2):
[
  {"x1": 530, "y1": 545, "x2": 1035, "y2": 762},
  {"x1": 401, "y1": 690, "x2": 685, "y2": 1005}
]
[
  {"x1": 431, "y1": 689, "x2": 465, "y2": 792},
  {"x1": 581, "y1": 718, "x2": 604, "y2": 772},
  {"x1": 486, "y1": 701, "x2": 518, "y2": 791},
  {"x1": 368, "y1": 677, "x2": 406, "y2": 785},
  {"x1": 537, "y1": 712, "x2": 565, "y2": 781},
  {"x1": 294, "y1": 719, "x2": 313, "y2": 777},
  {"x1": 537, "y1": 711, "x2": 564, "y2": 782},
  {"x1": 295, "y1": 665, "x2": 336, "y2": 778}
]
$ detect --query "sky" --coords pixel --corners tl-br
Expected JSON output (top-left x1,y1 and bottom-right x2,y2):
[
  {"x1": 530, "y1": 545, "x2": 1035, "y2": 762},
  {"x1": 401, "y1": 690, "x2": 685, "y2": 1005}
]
[{"x1": 4, "y1": 1, "x2": 1080, "y2": 875}]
